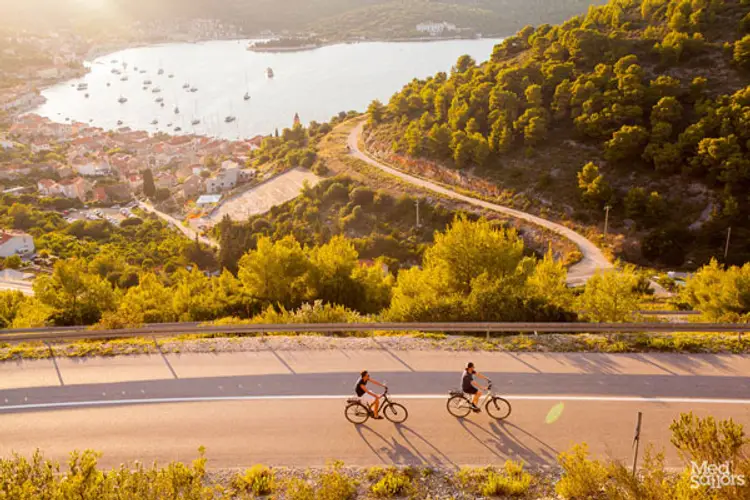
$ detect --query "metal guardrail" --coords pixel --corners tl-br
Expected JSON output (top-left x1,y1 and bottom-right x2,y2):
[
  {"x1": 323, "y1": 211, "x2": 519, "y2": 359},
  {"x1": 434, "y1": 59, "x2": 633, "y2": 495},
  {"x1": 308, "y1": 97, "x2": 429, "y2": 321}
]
[{"x1": 0, "y1": 321, "x2": 747, "y2": 343}]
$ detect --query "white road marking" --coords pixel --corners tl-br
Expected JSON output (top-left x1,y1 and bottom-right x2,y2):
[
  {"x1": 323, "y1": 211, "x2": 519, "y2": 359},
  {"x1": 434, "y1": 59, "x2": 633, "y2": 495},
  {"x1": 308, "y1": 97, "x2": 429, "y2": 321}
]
[{"x1": 0, "y1": 394, "x2": 749, "y2": 412}]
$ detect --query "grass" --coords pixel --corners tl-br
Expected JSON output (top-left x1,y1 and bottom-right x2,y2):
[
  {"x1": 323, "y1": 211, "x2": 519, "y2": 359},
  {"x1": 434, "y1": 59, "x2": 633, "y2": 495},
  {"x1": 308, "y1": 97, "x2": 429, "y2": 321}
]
[
  {"x1": 367, "y1": 466, "x2": 417, "y2": 498},
  {"x1": 230, "y1": 464, "x2": 275, "y2": 496},
  {"x1": 455, "y1": 462, "x2": 535, "y2": 497},
  {"x1": 1, "y1": 330, "x2": 749, "y2": 363}
]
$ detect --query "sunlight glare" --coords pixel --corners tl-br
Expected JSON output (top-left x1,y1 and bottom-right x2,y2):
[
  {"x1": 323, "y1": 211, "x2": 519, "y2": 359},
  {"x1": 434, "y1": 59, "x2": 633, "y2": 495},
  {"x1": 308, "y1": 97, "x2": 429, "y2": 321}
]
[{"x1": 545, "y1": 402, "x2": 565, "y2": 424}]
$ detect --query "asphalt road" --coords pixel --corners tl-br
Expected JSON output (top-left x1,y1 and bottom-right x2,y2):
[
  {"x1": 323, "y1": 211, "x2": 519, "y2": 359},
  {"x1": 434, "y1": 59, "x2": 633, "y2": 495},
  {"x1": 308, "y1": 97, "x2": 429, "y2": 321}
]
[
  {"x1": 137, "y1": 200, "x2": 218, "y2": 248},
  {"x1": 1, "y1": 350, "x2": 749, "y2": 468},
  {"x1": 348, "y1": 122, "x2": 612, "y2": 285}
]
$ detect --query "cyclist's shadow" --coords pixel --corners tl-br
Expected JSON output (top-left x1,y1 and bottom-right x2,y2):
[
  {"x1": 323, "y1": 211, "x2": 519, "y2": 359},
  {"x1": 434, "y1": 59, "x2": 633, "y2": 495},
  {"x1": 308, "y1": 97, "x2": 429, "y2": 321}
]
[
  {"x1": 455, "y1": 418, "x2": 557, "y2": 465},
  {"x1": 354, "y1": 424, "x2": 427, "y2": 466}
]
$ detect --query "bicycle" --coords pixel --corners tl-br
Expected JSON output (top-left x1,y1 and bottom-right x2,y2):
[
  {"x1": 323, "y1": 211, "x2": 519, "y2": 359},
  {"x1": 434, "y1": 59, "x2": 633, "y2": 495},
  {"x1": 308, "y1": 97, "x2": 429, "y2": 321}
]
[
  {"x1": 446, "y1": 382, "x2": 512, "y2": 420},
  {"x1": 344, "y1": 387, "x2": 408, "y2": 424}
]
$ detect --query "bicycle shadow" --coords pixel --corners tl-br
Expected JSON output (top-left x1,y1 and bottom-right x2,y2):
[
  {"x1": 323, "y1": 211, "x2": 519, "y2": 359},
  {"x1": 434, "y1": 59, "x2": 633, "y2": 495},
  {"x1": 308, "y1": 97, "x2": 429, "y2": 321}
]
[
  {"x1": 454, "y1": 417, "x2": 557, "y2": 466},
  {"x1": 353, "y1": 424, "x2": 424, "y2": 465},
  {"x1": 394, "y1": 423, "x2": 457, "y2": 469}
]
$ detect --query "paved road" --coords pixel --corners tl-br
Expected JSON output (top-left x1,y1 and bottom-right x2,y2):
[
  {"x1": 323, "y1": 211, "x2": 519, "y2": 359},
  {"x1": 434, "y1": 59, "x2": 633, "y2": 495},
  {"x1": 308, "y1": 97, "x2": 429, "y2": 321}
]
[
  {"x1": 0, "y1": 279, "x2": 34, "y2": 296},
  {"x1": 348, "y1": 122, "x2": 612, "y2": 285},
  {"x1": 1, "y1": 350, "x2": 748, "y2": 468},
  {"x1": 137, "y1": 201, "x2": 218, "y2": 248}
]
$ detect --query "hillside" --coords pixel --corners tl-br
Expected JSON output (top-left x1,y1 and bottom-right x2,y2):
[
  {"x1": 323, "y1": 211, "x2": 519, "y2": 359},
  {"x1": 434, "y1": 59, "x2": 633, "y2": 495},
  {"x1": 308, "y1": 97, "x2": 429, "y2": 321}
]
[
  {"x1": 367, "y1": 0, "x2": 750, "y2": 269},
  {"x1": 0, "y1": 0, "x2": 605, "y2": 39}
]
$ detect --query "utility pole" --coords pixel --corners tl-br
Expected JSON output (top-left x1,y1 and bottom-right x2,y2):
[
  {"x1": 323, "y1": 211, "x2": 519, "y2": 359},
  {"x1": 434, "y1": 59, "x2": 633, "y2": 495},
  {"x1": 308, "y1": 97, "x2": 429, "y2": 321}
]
[
  {"x1": 632, "y1": 411, "x2": 643, "y2": 477},
  {"x1": 415, "y1": 199, "x2": 421, "y2": 228},
  {"x1": 724, "y1": 227, "x2": 732, "y2": 261},
  {"x1": 603, "y1": 205, "x2": 611, "y2": 237}
]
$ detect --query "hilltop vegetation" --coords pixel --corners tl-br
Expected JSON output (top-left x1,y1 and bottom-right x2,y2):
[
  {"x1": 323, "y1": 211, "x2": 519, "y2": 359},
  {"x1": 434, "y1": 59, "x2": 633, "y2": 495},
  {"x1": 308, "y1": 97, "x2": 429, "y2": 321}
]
[
  {"x1": 368, "y1": 0, "x2": 750, "y2": 268},
  {"x1": 214, "y1": 176, "x2": 456, "y2": 273},
  {"x1": 0, "y1": 0, "x2": 605, "y2": 39}
]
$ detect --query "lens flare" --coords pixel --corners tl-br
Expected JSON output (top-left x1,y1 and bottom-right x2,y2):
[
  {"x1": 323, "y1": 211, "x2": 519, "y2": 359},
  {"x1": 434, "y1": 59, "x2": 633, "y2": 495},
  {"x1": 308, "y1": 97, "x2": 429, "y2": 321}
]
[{"x1": 545, "y1": 402, "x2": 565, "y2": 424}]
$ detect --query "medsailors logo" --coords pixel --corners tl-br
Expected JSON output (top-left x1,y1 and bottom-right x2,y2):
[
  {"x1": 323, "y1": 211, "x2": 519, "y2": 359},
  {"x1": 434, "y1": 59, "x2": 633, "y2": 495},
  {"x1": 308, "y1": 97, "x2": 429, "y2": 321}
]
[{"x1": 690, "y1": 461, "x2": 746, "y2": 489}]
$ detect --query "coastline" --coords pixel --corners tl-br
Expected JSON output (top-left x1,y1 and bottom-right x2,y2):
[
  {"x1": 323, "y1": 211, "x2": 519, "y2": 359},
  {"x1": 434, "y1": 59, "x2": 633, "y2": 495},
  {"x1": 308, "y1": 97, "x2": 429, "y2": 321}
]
[{"x1": 88, "y1": 34, "x2": 504, "y2": 61}]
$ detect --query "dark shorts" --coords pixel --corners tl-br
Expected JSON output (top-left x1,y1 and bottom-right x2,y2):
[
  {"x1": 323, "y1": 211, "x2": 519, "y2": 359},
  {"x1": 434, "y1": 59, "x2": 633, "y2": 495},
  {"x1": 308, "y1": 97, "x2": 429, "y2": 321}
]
[{"x1": 463, "y1": 386, "x2": 478, "y2": 395}]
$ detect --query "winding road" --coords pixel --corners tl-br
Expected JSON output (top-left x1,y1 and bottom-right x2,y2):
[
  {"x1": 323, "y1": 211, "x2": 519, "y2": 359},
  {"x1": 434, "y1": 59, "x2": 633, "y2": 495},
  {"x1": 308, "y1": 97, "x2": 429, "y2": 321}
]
[
  {"x1": 1, "y1": 349, "x2": 748, "y2": 468},
  {"x1": 348, "y1": 122, "x2": 612, "y2": 285},
  {"x1": 137, "y1": 200, "x2": 218, "y2": 248}
]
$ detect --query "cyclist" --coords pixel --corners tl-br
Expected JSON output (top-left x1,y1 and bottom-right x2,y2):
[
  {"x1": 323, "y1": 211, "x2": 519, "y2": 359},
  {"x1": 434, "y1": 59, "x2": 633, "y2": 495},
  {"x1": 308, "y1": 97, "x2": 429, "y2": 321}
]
[
  {"x1": 462, "y1": 362, "x2": 489, "y2": 412},
  {"x1": 355, "y1": 370, "x2": 386, "y2": 419}
]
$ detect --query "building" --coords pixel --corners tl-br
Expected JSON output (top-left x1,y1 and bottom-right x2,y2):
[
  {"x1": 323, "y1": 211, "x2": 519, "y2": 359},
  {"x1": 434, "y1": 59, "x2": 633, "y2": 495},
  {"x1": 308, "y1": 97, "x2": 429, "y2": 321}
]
[
  {"x1": 206, "y1": 167, "x2": 239, "y2": 193},
  {"x1": 415, "y1": 21, "x2": 458, "y2": 35},
  {"x1": 72, "y1": 156, "x2": 112, "y2": 176},
  {"x1": 196, "y1": 194, "x2": 221, "y2": 206},
  {"x1": 155, "y1": 173, "x2": 177, "y2": 189},
  {"x1": 37, "y1": 179, "x2": 61, "y2": 197},
  {"x1": 58, "y1": 177, "x2": 88, "y2": 201},
  {"x1": 181, "y1": 175, "x2": 203, "y2": 198},
  {"x1": 92, "y1": 186, "x2": 108, "y2": 203},
  {"x1": 0, "y1": 231, "x2": 35, "y2": 258}
]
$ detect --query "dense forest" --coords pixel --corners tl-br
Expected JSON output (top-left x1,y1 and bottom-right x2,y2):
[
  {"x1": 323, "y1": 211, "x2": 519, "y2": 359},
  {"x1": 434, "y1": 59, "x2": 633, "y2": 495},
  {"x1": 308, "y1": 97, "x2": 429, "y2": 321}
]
[
  {"x1": 213, "y1": 176, "x2": 457, "y2": 273},
  {"x1": 0, "y1": 0, "x2": 605, "y2": 39},
  {"x1": 368, "y1": 0, "x2": 750, "y2": 268}
]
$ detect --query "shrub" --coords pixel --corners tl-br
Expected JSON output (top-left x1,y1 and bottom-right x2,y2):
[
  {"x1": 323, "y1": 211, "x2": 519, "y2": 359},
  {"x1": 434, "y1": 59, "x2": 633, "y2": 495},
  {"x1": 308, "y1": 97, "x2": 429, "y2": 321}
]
[
  {"x1": 369, "y1": 467, "x2": 415, "y2": 498},
  {"x1": 455, "y1": 462, "x2": 532, "y2": 497},
  {"x1": 669, "y1": 412, "x2": 747, "y2": 463},
  {"x1": 317, "y1": 461, "x2": 358, "y2": 500},
  {"x1": 284, "y1": 477, "x2": 316, "y2": 500},
  {"x1": 350, "y1": 186, "x2": 375, "y2": 206},
  {"x1": 482, "y1": 461, "x2": 532, "y2": 497},
  {"x1": 324, "y1": 182, "x2": 349, "y2": 203},
  {"x1": 119, "y1": 217, "x2": 143, "y2": 227},
  {"x1": 4, "y1": 255, "x2": 22, "y2": 269},
  {"x1": 555, "y1": 443, "x2": 609, "y2": 499},
  {"x1": 231, "y1": 464, "x2": 275, "y2": 496}
]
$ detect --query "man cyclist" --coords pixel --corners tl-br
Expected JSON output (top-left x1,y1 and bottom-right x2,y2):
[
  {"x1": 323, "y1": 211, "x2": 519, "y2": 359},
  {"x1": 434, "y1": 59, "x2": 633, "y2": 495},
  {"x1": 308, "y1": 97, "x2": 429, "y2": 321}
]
[
  {"x1": 355, "y1": 370, "x2": 386, "y2": 419},
  {"x1": 462, "y1": 362, "x2": 490, "y2": 412}
]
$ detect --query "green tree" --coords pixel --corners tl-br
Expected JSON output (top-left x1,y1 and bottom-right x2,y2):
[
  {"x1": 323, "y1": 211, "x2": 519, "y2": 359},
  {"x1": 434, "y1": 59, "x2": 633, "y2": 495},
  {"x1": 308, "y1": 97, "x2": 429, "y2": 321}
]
[
  {"x1": 605, "y1": 125, "x2": 649, "y2": 162},
  {"x1": 681, "y1": 259, "x2": 750, "y2": 322},
  {"x1": 4, "y1": 255, "x2": 22, "y2": 269},
  {"x1": 367, "y1": 99, "x2": 386, "y2": 126},
  {"x1": 427, "y1": 123, "x2": 452, "y2": 157},
  {"x1": 34, "y1": 260, "x2": 117, "y2": 325},
  {"x1": 576, "y1": 266, "x2": 642, "y2": 322},
  {"x1": 238, "y1": 236, "x2": 310, "y2": 308},
  {"x1": 734, "y1": 35, "x2": 750, "y2": 68},
  {"x1": 117, "y1": 273, "x2": 175, "y2": 324},
  {"x1": 577, "y1": 162, "x2": 613, "y2": 207},
  {"x1": 142, "y1": 168, "x2": 156, "y2": 199}
]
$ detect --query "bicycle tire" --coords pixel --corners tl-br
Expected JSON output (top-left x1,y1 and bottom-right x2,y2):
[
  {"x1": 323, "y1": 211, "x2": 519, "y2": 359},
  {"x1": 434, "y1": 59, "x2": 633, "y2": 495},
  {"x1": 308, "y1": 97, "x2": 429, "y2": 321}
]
[
  {"x1": 344, "y1": 402, "x2": 370, "y2": 424},
  {"x1": 485, "y1": 397, "x2": 512, "y2": 420},
  {"x1": 446, "y1": 395, "x2": 472, "y2": 418},
  {"x1": 383, "y1": 402, "x2": 408, "y2": 423}
]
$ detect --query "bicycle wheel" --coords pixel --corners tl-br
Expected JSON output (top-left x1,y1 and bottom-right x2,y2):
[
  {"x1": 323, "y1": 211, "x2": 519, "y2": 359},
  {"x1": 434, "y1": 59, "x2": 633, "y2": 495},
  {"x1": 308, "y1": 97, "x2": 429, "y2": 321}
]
[
  {"x1": 383, "y1": 402, "x2": 408, "y2": 423},
  {"x1": 485, "y1": 397, "x2": 512, "y2": 420},
  {"x1": 345, "y1": 402, "x2": 370, "y2": 424},
  {"x1": 446, "y1": 395, "x2": 472, "y2": 418}
]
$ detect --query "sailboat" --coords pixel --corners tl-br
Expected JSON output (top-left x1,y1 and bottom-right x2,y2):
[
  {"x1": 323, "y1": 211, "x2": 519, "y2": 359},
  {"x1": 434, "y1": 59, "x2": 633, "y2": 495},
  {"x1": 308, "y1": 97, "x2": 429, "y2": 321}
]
[
  {"x1": 118, "y1": 96, "x2": 127, "y2": 104},
  {"x1": 243, "y1": 73, "x2": 251, "y2": 100},
  {"x1": 224, "y1": 100, "x2": 236, "y2": 123}
]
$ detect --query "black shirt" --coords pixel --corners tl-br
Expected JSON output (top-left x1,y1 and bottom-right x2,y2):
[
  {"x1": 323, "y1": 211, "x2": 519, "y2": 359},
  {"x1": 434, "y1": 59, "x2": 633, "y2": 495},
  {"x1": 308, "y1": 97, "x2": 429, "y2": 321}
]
[
  {"x1": 355, "y1": 377, "x2": 367, "y2": 397},
  {"x1": 461, "y1": 370, "x2": 474, "y2": 392}
]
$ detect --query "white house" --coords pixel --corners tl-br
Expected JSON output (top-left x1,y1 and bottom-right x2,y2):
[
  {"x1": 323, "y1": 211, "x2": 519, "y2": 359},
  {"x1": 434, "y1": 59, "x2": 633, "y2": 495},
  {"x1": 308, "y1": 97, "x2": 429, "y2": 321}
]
[
  {"x1": 416, "y1": 21, "x2": 458, "y2": 36},
  {"x1": 72, "y1": 157, "x2": 112, "y2": 176},
  {"x1": 206, "y1": 167, "x2": 240, "y2": 193},
  {"x1": 0, "y1": 231, "x2": 35, "y2": 258}
]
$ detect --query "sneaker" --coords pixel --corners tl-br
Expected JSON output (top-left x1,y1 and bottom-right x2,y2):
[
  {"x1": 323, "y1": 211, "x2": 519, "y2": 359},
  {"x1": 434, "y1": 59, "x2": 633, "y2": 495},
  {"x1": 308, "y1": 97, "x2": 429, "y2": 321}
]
[{"x1": 471, "y1": 404, "x2": 481, "y2": 412}]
